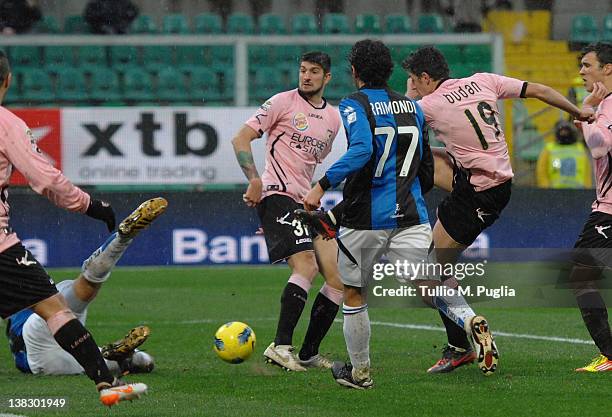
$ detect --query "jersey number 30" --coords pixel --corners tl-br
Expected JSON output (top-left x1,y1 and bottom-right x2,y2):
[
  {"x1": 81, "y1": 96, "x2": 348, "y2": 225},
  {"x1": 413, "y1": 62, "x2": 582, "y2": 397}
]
[{"x1": 374, "y1": 126, "x2": 420, "y2": 178}]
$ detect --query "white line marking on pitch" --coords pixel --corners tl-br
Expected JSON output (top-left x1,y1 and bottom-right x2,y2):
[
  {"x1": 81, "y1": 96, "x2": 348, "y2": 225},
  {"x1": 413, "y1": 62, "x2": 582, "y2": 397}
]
[{"x1": 95, "y1": 317, "x2": 593, "y2": 346}]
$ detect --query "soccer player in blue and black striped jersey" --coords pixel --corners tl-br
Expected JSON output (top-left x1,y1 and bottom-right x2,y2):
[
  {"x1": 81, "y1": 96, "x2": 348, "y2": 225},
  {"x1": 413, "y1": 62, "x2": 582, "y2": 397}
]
[{"x1": 304, "y1": 39, "x2": 440, "y2": 389}]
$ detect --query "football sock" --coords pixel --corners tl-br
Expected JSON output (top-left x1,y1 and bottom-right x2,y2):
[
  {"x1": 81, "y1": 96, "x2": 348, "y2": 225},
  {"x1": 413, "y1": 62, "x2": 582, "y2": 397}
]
[
  {"x1": 299, "y1": 289, "x2": 340, "y2": 360},
  {"x1": 576, "y1": 291, "x2": 612, "y2": 359},
  {"x1": 274, "y1": 281, "x2": 308, "y2": 346},
  {"x1": 439, "y1": 311, "x2": 472, "y2": 350},
  {"x1": 432, "y1": 286, "x2": 476, "y2": 329},
  {"x1": 81, "y1": 232, "x2": 131, "y2": 283},
  {"x1": 58, "y1": 280, "x2": 90, "y2": 315},
  {"x1": 343, "y1": 304, "x2": 370, "y2": 377},
  {"x1": 52, "y1": 319, "x2": 114, "y2": 385}
]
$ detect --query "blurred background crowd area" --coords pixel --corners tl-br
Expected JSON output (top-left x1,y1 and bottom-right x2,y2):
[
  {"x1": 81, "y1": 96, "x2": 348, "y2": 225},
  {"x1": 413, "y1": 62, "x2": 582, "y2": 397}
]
[{"x1": 0, "y1": 0, "x2": 610, "y2": 188}]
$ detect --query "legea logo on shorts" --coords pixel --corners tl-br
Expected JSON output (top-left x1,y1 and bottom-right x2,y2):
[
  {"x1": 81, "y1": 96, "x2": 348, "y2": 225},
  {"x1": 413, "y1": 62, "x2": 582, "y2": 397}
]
[{"x1": 293, "y1": 112, "x2": 309, "y2": 131}]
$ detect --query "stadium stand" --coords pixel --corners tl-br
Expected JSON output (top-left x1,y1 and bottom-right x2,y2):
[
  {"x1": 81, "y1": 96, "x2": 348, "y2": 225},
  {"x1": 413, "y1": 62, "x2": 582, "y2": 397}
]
[
  {"x1": 193, "y1": 13, "x2": 223, "y2": 34},
  {"x1": 258, "y1": 13, "x2": 286, "y2": 34},
  {"x1": 291, "y1": 13, "x2": 318, "y2": 34}
]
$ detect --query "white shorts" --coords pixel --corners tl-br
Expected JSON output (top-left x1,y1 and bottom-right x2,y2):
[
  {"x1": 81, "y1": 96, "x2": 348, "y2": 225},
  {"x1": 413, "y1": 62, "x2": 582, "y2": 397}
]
[
  {"x1": 337, "y1": 224, "x2": 434, "y2": 288},
  {"x1": 22, "y1": 281, "x2": 88, "y2": 375}
]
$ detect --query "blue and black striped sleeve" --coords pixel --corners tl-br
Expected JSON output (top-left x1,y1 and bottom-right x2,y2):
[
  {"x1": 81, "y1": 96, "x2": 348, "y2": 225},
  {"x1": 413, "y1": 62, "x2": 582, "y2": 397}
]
[{"x1": 319, "y1": 98, "x2": 373, "y2": 190}]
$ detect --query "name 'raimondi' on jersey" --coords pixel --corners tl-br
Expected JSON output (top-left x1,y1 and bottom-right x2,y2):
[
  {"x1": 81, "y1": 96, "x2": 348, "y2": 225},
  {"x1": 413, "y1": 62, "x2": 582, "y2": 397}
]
[{"x1": 369, "y1": 99, "x2": 417, "y2": 116}]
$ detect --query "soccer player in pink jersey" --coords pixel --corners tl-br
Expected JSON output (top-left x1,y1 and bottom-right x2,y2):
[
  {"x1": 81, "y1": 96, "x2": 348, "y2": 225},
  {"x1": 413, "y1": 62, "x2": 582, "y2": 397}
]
[
  {"x1": 0, "y1": 50, "x2": 147, "y2": 406},
  {"x1": 231, "y1": 51, "x2": 344, "y2": 371},
  {"x1": 570, "y1": 42, "x2": 612, "y2": 372}
]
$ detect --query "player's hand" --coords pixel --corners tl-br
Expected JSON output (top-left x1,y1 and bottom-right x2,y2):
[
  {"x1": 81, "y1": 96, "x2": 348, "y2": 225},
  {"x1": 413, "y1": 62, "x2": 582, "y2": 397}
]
[
  {"x1": 583, "y1": 82, "x2": 609, "y2": 109},
  {"x1": 405, "y1": 78, "x2": 419, "y2": 100},
  {"x1": 243, "y1": 178, "x2": 262, "y2": 207},
  {"x1": 85, "y1": 199, "x2": 116, "y2": 232},
  {"x1": 303, "y1": 183, "x2": 324, "y2": 211},
  {"x1": 577, "y1": 107, "x2": 596, "y2": 123}
]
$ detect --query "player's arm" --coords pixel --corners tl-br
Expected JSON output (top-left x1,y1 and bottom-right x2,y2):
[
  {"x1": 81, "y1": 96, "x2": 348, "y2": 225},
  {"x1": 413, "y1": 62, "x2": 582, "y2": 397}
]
[
  {"x1": 231, "y1": 124, "x2": 262, "y2": 207},
  {"x1": 579, "y1": 83, "x2": 612, "y2": 159},
  {"x1": 2, "y1": 124, "x2": 115, "y2": 231},
  {"x1": 523, "y1": 82, "x2": 593, "y2": 121}
]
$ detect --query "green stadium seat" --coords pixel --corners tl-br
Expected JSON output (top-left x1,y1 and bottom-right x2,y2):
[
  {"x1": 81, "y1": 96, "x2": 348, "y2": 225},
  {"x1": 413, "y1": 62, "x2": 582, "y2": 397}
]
[
  {"x1": 76, "y1": 46, "x2": 107, "y2": 71},
  {"x1": 162, "y1": 14, "x2": 190, "y2": 34},
  {"x1": 291, "y1": 14, "x2": 318, "y2": 34},
  {"x1": 220, "y1": 68, "x2": 235, "y2": 102},
  {"x1": 211, "y1": 46, "x2": 234, "y2": 72},
  {"x1": 32, "y1": 15, "x2": 60, "y2": 33},
  {"x1": 326, "y1": 68, "x2": 353, "y2": 101},
  {"x1": 227, "y1": 13, "x2": 255, "y2": 34},
  {"x1": 142, "y1": 46, "x2": 175, "y2": 73},
  {"x1": 355, "y1": 14, "x2": 381, "y2": 34},
  {"x1": 417, "y1": 13, "x2": 445, "y2": 33},
  {"x1": 123, "y1": 67, "x2": 155, "y2": 102},
  {"x1": 43, "y1": 46, "x2": 75, "y2": 72},
  {"x1": 109, "y1": 46, "x2": 139, "y2": 72},
  {"x1": 602, "y1": 14, "x2": 612, "y2": 42},
  {"x1": 387, "y1": 66, "x2": 407, "y2": 94},
  {"x1": 322, "y1": 13, "x2": 351, "y2": 34},
  {"x1": 194, "y1": 13, "x2": 223, "y2": 34},
  {"x1": 187, "y1": 67, "x2": 222, "y2": 102},
  {"x1": 258, "y1": 13, "x2": 286, "y2": 34},
  {"x1": 64, "y1": 15, "x2": 90, "y2": 33},
  {"x1": 131, "y1": 15, "x2": 158, "y2": 34},
  {"x1": 176, "y1": 46, "x2": 206, "y2": 67},
  {"x1": 385, "y1": 14, "x2": 411, "y2": 33},
  {"x1": 56, "y1": 68, "x2": 89, "y2": 102},
  {"x1": 20, "y1": 69, "x2": 54, "y2": 102},
  {"x1": 248, "y1": 45, "x2": 268, "y2": 66},
  {"x1": 10, "y1": 46, "x2": 40, "y2": 68},
  {"x1": 251, "y1": 67, "x2": 283, "y2": 102},
  {"x1": 90, "y1": 68, "x2": 122, "y2": 102},
  {"x1": 570, "y1": 14, "x2": 599, "y2": 44},
  {"x1": 157, "y1": 67, "x2": 189, "y2": 102}
]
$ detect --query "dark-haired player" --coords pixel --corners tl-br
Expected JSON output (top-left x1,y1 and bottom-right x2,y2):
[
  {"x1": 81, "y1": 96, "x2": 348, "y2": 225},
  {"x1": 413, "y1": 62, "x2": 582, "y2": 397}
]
[
  {"x1": 571, "y1": 41, "x2": 612, "y2": 372},
  {"x1": 304, "y1": 39, "x2": 443, "y2": 389},
  {"x1": 231, "y1": 51, "x2": 343, "y2": 371}
]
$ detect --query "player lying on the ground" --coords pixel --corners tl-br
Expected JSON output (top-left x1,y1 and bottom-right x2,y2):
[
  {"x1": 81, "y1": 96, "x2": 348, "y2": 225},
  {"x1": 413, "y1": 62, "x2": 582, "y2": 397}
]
[{"x1": 5, "y1": 197, "x2": 167, "y2": 377}]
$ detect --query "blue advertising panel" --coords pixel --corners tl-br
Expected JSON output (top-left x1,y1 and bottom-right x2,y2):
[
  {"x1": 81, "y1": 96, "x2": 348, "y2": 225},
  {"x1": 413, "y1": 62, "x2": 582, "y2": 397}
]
[{"x1": 8, "y1": 188, "x2": 595, "y2": 267}]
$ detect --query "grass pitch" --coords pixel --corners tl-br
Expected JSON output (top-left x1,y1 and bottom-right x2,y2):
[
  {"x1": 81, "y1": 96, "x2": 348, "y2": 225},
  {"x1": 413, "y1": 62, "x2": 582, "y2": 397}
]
[{"x1": 0, "y1": 266, "x2": 609, "y2": 417}]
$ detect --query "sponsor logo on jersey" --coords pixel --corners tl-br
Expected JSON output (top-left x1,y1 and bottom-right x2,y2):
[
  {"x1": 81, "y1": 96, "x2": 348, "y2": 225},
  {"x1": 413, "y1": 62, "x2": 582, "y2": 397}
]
[
  {"x1": 595, "y1": 225, "x2": 611, "y2": 239},
  {"x1": 293, "y1": 112, "x2": 309, "y2": 131}
]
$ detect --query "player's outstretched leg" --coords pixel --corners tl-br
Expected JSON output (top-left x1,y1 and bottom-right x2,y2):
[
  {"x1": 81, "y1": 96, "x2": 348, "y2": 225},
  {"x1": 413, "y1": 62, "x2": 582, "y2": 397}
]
[
  {"x1": 102, "y1": 326, "x2": 151, "y2": 361},
  {"x1": 82, "y1": 197, "x2": 168, "y2": 283},
  {"x1": 465, "y1": 315, "x2": 499, "y2": 376},
  {"x1": 118, "y1": 197, "x2": 168, "y2": 239},
  {"x1": 99, "y1": 380, "x2": 148, "y2": 407}
]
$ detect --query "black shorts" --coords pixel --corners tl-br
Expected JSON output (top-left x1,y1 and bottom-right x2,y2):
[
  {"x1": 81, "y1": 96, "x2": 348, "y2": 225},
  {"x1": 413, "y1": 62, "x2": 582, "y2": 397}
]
[
  {"x1": 437, "y1": 168, "x2": 512, "y2": 246},
  {"x1": 0, "y1": 243, "x2": 57, "y2": 319},
  {"x1": 573, "y1": 211, "x2": 612, "y2": 268},
  {"x1": 256, "y1": 194, "x2": 314, "y2": 263}
]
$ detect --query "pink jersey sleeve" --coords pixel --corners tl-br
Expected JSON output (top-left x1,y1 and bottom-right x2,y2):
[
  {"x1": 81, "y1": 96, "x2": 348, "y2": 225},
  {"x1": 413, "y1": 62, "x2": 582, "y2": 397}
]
[
  {"x1": 582, "y1": 96, "x2": 612, "y2": 159},
  {"x1": 2, "y1": 122, "x2": 90, "y2": 212},
  {"x1": 244, "y1": 94, "x2": 285, "y2": 137},
  {"x1": 477, "y1": 73, "x2": 526, "y2": 100}
]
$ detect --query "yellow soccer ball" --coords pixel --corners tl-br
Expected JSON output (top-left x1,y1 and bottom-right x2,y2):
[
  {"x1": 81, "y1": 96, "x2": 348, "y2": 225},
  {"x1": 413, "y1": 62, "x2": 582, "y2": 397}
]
[{"x1": 213, "y1": 322, "x2": 256, "y2": 364}]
